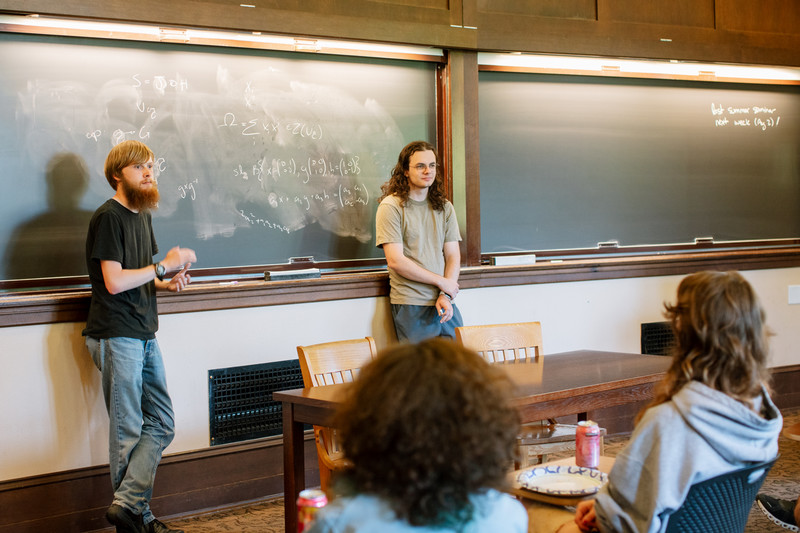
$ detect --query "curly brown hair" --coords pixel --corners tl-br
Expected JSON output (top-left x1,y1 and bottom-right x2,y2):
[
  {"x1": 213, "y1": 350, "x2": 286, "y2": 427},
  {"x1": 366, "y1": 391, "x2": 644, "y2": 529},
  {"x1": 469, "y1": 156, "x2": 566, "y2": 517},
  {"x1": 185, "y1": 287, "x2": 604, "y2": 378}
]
[
  {"x1": 379, "y1": 140, "x2": 448, "y2": 211},
  {"x1": 332, "y1": 338, "x2": 520, "y2": 528},
  {"x1": 639, "y1": 270, "x2": 771, "y2": 422}
]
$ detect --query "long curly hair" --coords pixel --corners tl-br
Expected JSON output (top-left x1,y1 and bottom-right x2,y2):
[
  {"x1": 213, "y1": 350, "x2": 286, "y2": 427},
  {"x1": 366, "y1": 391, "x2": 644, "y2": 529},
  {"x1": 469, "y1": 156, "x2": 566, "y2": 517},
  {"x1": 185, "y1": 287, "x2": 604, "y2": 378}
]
[
  {"x1": 332, "y1": 338, "x2": 520, "y2": 528},
  {"x1": 379, "y1": 140, "x2": 448, "y2": 211},
  {"x1": 639, "y1": 270, "x2": 771, "y2": 421}
]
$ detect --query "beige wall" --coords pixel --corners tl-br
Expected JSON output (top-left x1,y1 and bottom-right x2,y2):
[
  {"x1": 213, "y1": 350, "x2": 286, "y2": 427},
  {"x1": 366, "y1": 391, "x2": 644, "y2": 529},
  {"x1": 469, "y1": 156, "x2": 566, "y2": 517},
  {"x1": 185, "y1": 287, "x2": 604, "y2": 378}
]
[{"x1": 2, "y1": 267, "x2": 798, "y2": 482}]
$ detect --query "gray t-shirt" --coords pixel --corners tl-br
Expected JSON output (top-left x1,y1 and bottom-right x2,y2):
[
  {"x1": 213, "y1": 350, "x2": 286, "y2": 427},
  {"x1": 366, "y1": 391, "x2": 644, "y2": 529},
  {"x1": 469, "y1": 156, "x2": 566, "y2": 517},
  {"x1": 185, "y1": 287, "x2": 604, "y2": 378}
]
[{"x1": 375, "y1": 194, "x2": 460, "y2": 305}]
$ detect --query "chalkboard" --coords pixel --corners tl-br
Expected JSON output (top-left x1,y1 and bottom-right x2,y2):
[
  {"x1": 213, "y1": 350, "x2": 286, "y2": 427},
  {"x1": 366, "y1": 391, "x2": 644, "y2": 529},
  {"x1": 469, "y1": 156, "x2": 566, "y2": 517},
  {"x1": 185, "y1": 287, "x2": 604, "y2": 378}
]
[
  {"x1": 479, "y1": 72, "x2": 800, "y2": 254},
  {"x1": 0, "y1": 33, "x2": 436, "y2": 281}
]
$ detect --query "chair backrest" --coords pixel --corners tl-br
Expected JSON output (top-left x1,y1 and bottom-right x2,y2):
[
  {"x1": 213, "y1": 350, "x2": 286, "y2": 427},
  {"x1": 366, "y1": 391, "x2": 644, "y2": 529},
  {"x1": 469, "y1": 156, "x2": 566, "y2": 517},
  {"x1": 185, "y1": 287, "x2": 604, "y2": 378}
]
[
  {"x1": 455, "y1": 322, "x2": 543, "y2": 363},
  {"x1": 664, "y1": 457, "x2": 777, "y2": 533},
  {"x1": 297, "y1": 336, "x2": 378, "y2": 387}
]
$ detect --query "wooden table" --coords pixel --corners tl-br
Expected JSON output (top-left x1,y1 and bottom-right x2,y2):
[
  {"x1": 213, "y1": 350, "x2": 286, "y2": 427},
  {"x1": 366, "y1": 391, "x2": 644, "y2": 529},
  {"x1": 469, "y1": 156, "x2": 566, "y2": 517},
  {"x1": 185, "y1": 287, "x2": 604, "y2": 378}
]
[{"x1": 274, "y1": 349, "x2": 670, "y2": 532}]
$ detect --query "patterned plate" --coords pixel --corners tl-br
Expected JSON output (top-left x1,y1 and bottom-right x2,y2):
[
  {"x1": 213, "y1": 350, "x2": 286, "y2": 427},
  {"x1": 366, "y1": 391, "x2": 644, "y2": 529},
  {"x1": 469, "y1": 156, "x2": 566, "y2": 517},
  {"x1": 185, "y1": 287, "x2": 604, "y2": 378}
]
[{"x1": 517, "y1": 465, "x2": 608, "y2": 496}]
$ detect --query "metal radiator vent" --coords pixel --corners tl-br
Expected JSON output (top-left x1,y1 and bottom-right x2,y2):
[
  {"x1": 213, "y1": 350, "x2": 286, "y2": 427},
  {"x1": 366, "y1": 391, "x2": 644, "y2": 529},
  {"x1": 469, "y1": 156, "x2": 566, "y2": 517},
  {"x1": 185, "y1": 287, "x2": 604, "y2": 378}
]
[
  {"x1": 208, "y1": 359, "x2": 305, "y2": 446},
  {"x1": 641, "y1": 321, "x2": 676, "y2": 356}
]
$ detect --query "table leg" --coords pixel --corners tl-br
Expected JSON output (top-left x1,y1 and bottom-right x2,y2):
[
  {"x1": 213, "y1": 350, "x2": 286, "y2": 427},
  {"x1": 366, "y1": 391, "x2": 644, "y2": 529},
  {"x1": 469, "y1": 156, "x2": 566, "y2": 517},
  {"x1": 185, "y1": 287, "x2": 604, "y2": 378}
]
[{"x1": 283, "y1": 400, "x2": 305, "y2": 533}]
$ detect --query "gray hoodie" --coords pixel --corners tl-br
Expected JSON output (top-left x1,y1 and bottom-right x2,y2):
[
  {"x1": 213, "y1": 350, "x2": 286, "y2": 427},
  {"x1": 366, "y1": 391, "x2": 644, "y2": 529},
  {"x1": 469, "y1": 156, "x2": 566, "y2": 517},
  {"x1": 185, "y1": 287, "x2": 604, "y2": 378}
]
[{"x1": 594, "y1": 381, "x2": 782, "y2": 533}]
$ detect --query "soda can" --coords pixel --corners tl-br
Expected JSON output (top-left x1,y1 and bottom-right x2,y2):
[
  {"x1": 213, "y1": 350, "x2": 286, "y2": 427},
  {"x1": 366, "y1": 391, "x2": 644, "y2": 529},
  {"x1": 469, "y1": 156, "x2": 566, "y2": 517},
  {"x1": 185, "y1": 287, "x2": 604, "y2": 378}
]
[
  {"x1": 575, "y1": 420, "x2": 601, "y2": 469},
  {"x1": 297, "y1": 488, "x2": 328, "y2": 532}
]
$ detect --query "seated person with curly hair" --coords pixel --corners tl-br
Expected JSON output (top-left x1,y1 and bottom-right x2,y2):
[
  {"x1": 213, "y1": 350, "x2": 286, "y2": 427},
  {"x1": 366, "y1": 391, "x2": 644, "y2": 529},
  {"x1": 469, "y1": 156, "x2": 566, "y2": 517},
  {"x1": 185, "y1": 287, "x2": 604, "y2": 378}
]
[
  {"x1": 559, "y1": 271, "x2": 783, "y2": 533},
  {"x1": 307, "y1": 338, "x2": 528, "y2": 533}
]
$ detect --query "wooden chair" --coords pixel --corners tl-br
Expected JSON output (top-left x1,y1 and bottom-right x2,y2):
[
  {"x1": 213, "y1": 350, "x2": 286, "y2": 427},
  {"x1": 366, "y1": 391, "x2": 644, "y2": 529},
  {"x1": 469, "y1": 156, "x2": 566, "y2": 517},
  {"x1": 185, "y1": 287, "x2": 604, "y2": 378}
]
[
  {"x1": 455, "y1": 322, "x2": 582, "y2": 467},
  {"x1": 664, "y1": 457, "x2": 777, "y2": 533},
  {"x1": 296, "y1": 336, "x2": 378, "y2": 491}
]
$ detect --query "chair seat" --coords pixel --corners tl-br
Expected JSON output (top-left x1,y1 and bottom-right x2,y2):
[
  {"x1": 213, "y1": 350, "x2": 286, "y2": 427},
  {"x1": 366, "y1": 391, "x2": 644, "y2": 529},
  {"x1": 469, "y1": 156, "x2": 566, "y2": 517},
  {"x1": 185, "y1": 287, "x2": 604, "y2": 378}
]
[{"x1": 517, "y1": 422, "x2": 578, "y2": 445}]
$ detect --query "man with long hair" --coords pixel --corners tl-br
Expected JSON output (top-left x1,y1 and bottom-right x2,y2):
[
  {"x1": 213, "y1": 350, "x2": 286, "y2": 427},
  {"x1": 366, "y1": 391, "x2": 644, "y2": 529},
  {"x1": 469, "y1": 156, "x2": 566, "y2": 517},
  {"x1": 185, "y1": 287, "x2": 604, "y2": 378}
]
[
  {"x1": 560, "y1": 271, "x2": 782, "y2": 533},
  {"x1": 83, "y1": 140, "x2": 196, "y2": 533},
  {"x1": 307, "y1": 338, "x2": 528, "y2": 532},
  {"x1": 376, "y1": 141, "x2": 463, "y2": 342}
]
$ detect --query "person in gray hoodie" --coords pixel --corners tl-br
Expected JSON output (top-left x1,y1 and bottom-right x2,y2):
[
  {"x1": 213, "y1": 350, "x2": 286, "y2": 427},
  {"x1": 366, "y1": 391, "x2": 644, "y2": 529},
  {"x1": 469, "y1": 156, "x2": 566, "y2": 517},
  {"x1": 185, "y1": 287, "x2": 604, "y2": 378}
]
[{"x1": 559, "y1": 270, "x2": 783, "y2": 533}]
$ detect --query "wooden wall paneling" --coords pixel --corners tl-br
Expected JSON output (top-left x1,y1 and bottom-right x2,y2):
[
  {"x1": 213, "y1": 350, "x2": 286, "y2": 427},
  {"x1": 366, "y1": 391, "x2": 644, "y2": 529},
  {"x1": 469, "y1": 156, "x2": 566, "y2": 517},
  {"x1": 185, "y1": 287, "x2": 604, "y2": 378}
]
[
  {"x1": 717, "y1": 0, "x2": 800, "y2": 35},
  {"x1": 0, "y1": 0, "x2": 476, "y2": 48},
  {"x1": 448, "y1": 0, "x2": 465, "y2": 28},
  {"x1": 476, "y1": 0, "x2": 597, "y2": 21},
  {"x1": 476, "y1": 10, "x2": 800, "y2": 67},
  {"x1": 598, "y1": 0, "x2": 715, "y2": 28}
]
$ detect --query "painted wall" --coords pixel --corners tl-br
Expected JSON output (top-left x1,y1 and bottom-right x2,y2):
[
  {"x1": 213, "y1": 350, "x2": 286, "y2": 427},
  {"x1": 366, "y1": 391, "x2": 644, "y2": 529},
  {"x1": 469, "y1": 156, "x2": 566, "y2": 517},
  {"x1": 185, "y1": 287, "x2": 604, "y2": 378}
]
[{"x1": 1, "y1": 267, "x2": 798, "y2": 482}]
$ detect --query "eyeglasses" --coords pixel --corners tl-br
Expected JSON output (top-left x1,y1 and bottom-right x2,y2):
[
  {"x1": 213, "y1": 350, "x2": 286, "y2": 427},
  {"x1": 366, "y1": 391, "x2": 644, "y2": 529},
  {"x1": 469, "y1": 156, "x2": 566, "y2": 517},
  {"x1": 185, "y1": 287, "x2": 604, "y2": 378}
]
[{"x1": 411, "y1": 163, "x2": 438, "y2": 171}]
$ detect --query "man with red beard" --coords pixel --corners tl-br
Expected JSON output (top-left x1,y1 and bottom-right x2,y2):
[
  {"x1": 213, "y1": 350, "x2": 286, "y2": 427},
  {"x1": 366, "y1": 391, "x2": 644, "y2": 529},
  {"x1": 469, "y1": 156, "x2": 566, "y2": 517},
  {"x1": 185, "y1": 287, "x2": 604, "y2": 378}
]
[{"x1": 83, "y1": 140, "x2": 196, "y2": 533}]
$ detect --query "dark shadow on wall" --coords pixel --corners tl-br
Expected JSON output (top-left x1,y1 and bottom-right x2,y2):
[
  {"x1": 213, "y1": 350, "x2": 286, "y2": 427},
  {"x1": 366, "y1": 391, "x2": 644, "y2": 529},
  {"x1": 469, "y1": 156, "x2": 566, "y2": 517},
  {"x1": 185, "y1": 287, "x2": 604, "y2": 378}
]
[{"x1": 3, "y1": 153, "x2": 94, "y2": 280}]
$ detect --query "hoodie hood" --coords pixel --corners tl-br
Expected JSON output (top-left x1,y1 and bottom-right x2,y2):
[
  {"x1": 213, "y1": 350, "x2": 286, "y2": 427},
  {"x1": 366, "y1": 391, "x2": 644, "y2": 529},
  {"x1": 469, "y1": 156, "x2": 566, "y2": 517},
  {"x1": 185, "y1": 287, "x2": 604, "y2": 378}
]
[{"x1": 671, "y1": 381, "x2": 782, "y2": 464}]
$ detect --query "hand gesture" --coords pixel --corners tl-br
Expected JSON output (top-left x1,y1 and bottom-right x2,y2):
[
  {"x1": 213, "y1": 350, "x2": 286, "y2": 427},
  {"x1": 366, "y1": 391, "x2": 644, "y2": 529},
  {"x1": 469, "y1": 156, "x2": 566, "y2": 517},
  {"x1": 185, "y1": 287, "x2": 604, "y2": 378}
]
[
  {"x1": 166, "y1": 263, "x2": 192, "y2": 293},
  {"x1": 163, "y1": 246, "x2": 197, "y2": 271}
]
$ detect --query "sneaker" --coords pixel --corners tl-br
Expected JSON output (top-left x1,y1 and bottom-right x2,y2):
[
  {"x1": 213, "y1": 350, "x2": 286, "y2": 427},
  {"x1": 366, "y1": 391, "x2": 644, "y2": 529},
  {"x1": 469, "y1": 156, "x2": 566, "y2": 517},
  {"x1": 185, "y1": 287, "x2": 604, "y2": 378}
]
[
  {"x1": 144, "y1": 518, "x2": 185, "y2": 533},
  {"x1": 105, "y1": 504, "x2": 144, "y2": 533},
  {"x1": 756, "y1": 494, "x2": 799, "y2": 532}
]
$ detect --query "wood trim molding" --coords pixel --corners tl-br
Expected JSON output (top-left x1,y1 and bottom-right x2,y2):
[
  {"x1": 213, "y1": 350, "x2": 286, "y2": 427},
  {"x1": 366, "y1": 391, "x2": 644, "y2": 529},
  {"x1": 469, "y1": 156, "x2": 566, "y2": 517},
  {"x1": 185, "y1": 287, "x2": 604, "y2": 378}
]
[
  {"x1": 3, "y1": 248, "x2": 800, "y2": 328},
  {"x1": 0, "y1": 432, "x2": 320, "y2": 533},
  {"x1": 2, "y1": 366, "x2": 797, "y2": 532}
]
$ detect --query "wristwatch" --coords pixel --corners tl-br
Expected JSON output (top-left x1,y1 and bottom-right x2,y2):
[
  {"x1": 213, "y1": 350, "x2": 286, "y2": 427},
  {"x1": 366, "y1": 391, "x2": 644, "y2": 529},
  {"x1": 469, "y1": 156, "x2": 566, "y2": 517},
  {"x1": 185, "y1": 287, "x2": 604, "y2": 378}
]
[{"x1": 154, "y1": 262, "x2": 166, "y2": 281}]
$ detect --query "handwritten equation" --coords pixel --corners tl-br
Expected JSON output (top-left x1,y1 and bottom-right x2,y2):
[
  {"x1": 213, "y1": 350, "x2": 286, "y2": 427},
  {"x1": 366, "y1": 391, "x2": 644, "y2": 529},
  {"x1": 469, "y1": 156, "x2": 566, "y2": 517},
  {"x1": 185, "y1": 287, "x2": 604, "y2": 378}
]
[
  {"x1": 234, "y1": 156, "x2": 361, "y2": 183},
  {"x1": 62, "y1": 64, "x2": 386, "y2": 241},
  {"x1": 218, "y1": 113, "x2": 323, "y2": 140},
  {"x1": 711, "y1": 103, "x2": 782, "y2": 131},
  {"x1": 266, "y1": 183, "x2": 370, "y2": 211}
]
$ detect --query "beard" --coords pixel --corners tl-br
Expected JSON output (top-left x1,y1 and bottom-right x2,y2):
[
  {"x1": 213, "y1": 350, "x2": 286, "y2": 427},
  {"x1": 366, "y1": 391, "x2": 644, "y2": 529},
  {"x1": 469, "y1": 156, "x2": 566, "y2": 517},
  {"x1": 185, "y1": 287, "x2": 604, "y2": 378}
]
[{"x1": 121, "y1": 178, "x2": 160, "y2": 212}]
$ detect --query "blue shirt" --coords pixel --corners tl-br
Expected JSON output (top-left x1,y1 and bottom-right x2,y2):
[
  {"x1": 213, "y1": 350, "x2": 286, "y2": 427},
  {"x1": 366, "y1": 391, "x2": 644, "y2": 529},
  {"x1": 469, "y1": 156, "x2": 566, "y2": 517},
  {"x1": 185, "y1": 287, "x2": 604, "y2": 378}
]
[{"x1": 307, "y1": 489, "x2": 528, "y2": 533}]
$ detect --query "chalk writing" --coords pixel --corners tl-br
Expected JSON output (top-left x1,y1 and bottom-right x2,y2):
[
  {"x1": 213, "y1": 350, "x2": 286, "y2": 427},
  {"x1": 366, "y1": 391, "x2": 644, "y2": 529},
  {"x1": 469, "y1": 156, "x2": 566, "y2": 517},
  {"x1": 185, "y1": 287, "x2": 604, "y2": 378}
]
[
  {"x1": 711, "y1": 103, "x2": 783, "y2": 132},
  {"x1": 262, "y1": 183, "x2": 368, "y2": 211},
  {"x1": 339, "y1": 183, "x2": 369, "y2": 208},
  {"x1": 132, "y1": 74, "x2": 189, "y2": 93},
  {"x1": 218, "y1": 112, "x2": 281, "y2": 136},
  {"x1": 238, "y1": 209, "x2": 292, "y2": 233},
  {"x1": 178, "y1": 178, "x2": 199, "y2": 201},
  {"x1": 234, "y1": 156, "x2": 362, "y2": 183},
  {"x1": 136, "y1": 101, "x2": 158, "y2": 119},
  {"x1": 286, "y1": 122, "x2": 323, "y2": 140}
]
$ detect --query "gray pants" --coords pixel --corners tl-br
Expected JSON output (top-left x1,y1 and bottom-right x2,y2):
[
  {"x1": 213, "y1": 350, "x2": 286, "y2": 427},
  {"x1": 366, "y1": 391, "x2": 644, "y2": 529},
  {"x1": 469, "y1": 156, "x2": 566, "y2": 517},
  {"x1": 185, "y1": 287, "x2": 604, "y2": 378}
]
[{"x1": 390, "y1": 303, "x2": 464, "y2": 343}]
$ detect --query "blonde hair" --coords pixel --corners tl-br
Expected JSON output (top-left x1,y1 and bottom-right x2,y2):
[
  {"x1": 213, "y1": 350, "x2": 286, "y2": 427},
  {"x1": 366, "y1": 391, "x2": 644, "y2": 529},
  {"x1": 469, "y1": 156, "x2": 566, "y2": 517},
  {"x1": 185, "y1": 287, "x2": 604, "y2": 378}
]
[
  {"x1": 640, "y1": 270, "x2": 770, "y2": 420},
  {"x1": 103, "y1": 140, "x2": 154, "y2": 190}
]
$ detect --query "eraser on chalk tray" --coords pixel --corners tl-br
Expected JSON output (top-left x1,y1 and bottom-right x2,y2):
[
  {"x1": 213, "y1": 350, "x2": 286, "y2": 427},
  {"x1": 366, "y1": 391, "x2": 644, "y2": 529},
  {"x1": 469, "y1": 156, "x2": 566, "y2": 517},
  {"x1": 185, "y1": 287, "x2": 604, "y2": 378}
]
[
  {"x1": 265, "y1": 268, "x2": 321, "y2": 281},
  {"x1": 491, "y1": 254, "x2": 536, "y2": 266}
]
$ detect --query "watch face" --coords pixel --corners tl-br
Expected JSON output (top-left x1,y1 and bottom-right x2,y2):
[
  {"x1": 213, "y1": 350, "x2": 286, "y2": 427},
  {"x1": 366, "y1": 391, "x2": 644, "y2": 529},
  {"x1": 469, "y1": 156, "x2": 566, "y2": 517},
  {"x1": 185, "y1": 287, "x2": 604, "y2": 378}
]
[{"x1": 156, "y1": 263, "x2": 166, "y2": 279}]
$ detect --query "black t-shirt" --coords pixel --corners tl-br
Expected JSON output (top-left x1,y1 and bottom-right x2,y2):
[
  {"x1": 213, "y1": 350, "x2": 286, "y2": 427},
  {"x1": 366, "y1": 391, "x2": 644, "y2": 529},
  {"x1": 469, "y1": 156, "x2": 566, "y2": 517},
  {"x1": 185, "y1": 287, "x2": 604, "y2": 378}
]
[{"x1": 82, "y1": 199, "x2": 159, "y2": 340}]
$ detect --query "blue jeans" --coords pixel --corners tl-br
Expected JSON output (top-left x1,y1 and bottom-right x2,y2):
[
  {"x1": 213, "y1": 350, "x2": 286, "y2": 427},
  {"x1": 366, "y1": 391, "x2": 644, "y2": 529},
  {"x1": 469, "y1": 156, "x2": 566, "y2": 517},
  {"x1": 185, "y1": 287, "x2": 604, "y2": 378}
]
[
  {"x1": 391, "y1": 303, "x2": 464, "y2": 343},
  {"x1": 86, "y1": 336, "x2": 175, "y2": 523}
]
